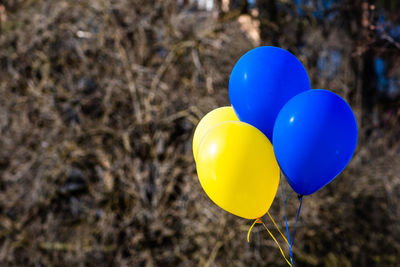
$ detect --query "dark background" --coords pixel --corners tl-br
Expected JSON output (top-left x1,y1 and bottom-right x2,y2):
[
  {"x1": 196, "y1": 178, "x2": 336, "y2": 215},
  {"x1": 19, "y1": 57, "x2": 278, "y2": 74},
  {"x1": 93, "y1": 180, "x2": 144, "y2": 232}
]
[{"x1": 0, "y1": 0, "x2": 399, "y2": 266}]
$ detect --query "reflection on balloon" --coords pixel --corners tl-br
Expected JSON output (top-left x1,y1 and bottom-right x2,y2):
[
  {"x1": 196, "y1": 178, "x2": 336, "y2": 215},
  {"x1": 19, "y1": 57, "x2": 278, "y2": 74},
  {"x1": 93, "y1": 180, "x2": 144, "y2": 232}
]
[
  {"x1": 196, "y1": 121, "x2": 280, "y2": 219},
  {"x1": 192, "y1": 106, "x2": 238, "y2": 162},
  {"x1": 273, "y1": 89, "x2": 358, "y2": 196},
  {"x1": 229, "y1": 46, "x2": 310, "y2": 140}
]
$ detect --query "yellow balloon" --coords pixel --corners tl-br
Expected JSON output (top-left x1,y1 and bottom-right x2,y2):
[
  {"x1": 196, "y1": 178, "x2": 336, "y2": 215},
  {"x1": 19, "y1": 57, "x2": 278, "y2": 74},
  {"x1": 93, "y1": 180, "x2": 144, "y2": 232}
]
[
  {"x1": 192, "y1": 106, "x2": 238, "y2": 162},
  {"x1": 196, "y1": 121, "x2": 280, "y2": 219}
]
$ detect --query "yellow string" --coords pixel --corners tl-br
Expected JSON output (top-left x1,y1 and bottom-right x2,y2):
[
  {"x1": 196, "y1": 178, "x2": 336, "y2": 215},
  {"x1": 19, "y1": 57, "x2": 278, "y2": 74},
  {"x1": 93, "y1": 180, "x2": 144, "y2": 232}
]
[
  {"x1": 247, "y1": 218, "x2": 262, "y2": 242},
  {"x1": 267, "y1": 211, "x2": 290, "y2": 246},
  {"x1": 260, "y1": 220, "x2": 293, "y2": 267},
  {"x1": 247, "y1": 218, "x2": 292, "y2": 267}
]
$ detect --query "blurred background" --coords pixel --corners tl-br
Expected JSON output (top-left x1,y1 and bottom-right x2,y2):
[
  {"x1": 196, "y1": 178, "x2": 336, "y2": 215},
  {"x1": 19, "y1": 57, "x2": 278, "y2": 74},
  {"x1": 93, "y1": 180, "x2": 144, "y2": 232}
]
[{"x1": 0, "y1": 0, "x2": 399, "y2": 266}]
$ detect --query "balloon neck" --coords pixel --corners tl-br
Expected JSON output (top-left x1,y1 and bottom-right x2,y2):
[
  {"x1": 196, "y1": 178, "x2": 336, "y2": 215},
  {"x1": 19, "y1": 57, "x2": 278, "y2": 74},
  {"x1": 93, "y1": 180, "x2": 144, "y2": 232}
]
[{"x1": 297, "y1": 194, "x2": 303, "y2": 200}]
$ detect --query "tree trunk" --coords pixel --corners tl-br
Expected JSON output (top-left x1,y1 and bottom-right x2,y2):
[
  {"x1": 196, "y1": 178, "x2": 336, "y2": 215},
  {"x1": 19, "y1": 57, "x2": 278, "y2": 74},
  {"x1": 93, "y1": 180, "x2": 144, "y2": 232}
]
[{"x1": 257, "y1": 0, "x2": 279, "y2": 45}]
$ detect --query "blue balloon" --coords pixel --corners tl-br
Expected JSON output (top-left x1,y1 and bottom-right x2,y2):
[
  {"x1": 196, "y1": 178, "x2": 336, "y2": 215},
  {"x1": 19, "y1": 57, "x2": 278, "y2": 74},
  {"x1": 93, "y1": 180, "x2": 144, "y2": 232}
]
[
  {"x1": 273, "y1": 89, "x2": 358, "y2": 196},
  {"x1": 229, "y1": 46, "x2": 310, "y2": 140}
]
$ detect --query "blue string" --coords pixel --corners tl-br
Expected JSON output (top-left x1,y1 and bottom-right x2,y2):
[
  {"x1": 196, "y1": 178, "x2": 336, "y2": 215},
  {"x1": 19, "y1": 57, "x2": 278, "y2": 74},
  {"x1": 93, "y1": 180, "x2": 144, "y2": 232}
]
[
  {"x1": 281, "y1": 181, "x2": 293, "y2": 266},
  {"x1": 290, "y1": 196, "x2": 303, "y2": 248},
  {"x1": 281, "y1": 176, "x2": 304, "y2": 267}
]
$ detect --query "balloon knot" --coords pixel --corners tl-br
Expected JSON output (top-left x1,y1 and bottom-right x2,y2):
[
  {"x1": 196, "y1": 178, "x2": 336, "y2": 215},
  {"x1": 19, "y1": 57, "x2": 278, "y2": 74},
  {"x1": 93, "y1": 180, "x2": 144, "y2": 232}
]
[{"x1": 255, "y1": 218, "x2": 262, "y2": 224}]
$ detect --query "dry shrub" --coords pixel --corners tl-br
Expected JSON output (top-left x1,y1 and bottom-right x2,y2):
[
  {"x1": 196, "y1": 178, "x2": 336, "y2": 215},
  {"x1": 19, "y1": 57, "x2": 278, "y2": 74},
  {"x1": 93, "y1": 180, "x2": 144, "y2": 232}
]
[{"x1": 0, "y1": 1, "x2": 399, "y2": 266}]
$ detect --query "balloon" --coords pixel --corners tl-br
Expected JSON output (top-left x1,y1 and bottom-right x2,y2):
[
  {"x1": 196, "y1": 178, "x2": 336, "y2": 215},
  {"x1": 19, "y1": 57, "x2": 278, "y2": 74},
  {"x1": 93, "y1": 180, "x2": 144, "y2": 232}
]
[
  {"x1": 196, "y1": 121, "x2": 280, "y2": 219},
  {"x1": 192, "y1": 106, "x2": 238, "y2": 162},
  {"x1": 273, "y1": 89, "x2": 358, "y2": 196},
  {"x1": 229, "y1": 46, "x2": 311, "y2": 141}
]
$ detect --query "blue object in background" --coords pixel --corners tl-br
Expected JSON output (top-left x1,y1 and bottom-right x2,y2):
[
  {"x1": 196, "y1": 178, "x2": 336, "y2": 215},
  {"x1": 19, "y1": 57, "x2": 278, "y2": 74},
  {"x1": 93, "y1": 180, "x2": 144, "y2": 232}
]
[
  {"x1": 273, "y1": 89, "x2": 358, "y2": 196},
  {"x1": 388, "y1": 78, "x2": 400, "y2": 97},
  {"x1": 247, "y1": 0, "x2": 256, "y2": 8},
  {"x1": 374, "y1": 57, "x2": 389, "y2": 93},
  {"x1": 317, "y1": 49, "x2": 341, "y2": 79},
  {"x1": 374, "y1": 57, "x2": 385, "y2": 76},
  {"x1": 313, "y1": 0, "x2": 340, "y2": 21},
  {"x1": 295, "y1": 0, "x2": 305, "y2": 15},
  {"x1": 389, "y1": 24, "x2": 400, "y2": 41},
  {"x1": 229, "y1": 46, "x2": 310, "y2": 141},
  {"x1": 377, "y1": 10, "x2": 386, "y2": 34}
]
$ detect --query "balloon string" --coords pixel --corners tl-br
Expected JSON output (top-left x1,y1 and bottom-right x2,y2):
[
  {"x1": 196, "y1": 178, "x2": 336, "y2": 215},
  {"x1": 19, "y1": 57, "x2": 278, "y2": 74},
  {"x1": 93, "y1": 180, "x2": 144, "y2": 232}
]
[
  {"x1": 281, "y1": 175, "x2": 305, "y2": 266},
  {"x1": 281, "y1": 180, "x2": 294, "y2": 266},
  {"x1": 247, "y1": 218, "x2": 262, "y2": 242},
  {"x1": 267, "y1": 211, "x2": 290, "y2": 246},
  {"x1": 261, "y1": 219, "x2": 292, "y2": 266},
  {"x1": 290, "y1": 196, "x2": 303, "y2": 247},
  {"x1": 247, "y1": 218, "x2": 292, "y2": 266}
]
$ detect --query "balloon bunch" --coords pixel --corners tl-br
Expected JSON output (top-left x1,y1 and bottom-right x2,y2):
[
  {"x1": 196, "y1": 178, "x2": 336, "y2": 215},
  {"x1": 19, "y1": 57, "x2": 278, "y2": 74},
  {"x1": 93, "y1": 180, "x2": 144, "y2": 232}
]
[{"x1": 192, "y1": 47, "x2": 358, "y2": 265}]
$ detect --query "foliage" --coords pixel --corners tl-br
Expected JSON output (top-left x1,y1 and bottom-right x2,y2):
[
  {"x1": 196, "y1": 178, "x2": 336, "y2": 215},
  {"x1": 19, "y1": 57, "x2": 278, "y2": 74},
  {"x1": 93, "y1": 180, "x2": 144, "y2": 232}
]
[{"x1": 0, "y1": 0, "x2": 399, "y2": 266}]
